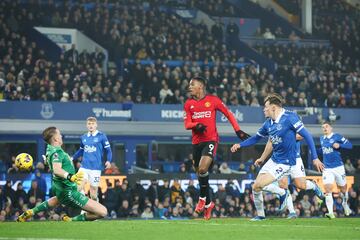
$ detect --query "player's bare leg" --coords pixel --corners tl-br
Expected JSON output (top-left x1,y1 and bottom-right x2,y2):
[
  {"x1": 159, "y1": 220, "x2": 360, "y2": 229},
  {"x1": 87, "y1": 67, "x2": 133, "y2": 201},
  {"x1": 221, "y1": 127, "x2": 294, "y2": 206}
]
[
  {"x1": 196, "y1": 156, "x2": 214, "y2": 219},
  {"x1": 338, "y1": 184, "x2": 351, "y2": 216},
  {"x1": 89, "y1": 185, "x2": 98, "y2": 201},
  {"x1": 17, "y1": 197, "x2": 59, "y2": 222},
  {"x1": 252, "y1": 173, "x2": 288, "y2": 221}
]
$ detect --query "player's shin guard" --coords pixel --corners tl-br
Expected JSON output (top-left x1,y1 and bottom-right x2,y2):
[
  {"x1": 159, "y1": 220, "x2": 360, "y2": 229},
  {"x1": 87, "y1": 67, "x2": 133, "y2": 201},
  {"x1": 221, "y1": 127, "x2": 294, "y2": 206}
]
[
  {"x1": 253, "y1": 191, "x2": 265, "y2": 217},
  {"x1": 325, "y1": 193, "x2": 334, "y2": 214},
  {"x1": 198, "y1": 172, "x2": 209, "y2": 199},
  {"x1": 32, "y1": 200, "x2": 49, "y2": 214}
]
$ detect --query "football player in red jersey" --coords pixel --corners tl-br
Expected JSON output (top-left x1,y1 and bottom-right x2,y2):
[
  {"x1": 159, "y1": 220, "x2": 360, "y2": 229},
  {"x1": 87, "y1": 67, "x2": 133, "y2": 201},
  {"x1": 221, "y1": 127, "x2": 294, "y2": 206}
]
[{"x1": 183, "y1": 76, "x2": 250, "y2": 220}]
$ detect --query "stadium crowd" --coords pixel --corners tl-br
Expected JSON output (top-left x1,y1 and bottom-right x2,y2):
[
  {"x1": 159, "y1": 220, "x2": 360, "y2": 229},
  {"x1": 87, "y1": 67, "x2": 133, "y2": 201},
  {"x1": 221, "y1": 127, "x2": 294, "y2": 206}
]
[
  {"x1": 0, "y1": 0, "x2": 359, "y2": 108},
  {"x1": 1, "y1": 175, "x2": 360, "y2": 221}
]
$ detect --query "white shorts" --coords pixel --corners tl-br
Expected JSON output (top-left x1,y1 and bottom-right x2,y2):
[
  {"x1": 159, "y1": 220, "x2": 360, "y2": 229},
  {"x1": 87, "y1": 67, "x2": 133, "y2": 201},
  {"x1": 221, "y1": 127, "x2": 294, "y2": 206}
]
[
  {"x1": 289, "y1": 158, "x2": 306, "y2": 179},
  {"x1": 322, "y1": 165, "x2": 346, "y2": 186},
  {"x1": 259, "y1": 158, "x2": 291, "y2": 181},
  {"x1": 79, "y1": 167, "x2": 101, "y2": 187}
]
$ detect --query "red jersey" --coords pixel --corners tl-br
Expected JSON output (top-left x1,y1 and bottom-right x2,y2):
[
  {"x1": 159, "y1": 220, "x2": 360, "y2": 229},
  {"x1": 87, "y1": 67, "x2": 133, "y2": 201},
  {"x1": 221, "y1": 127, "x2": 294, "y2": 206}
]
[{"x1": 183, "y1": 95, "x2": 240, "y2": 144}]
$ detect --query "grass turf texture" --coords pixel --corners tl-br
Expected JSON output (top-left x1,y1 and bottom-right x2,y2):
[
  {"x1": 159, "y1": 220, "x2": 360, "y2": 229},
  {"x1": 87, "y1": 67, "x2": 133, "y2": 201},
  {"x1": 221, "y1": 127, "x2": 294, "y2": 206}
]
[{"x1": 0, "y1": 218, "x2": 359, "y2": 240}]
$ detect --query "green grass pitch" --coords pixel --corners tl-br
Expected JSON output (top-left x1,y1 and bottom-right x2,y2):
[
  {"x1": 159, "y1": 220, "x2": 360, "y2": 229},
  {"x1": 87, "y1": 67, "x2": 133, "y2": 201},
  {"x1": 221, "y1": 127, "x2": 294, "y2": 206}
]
[{"x1": 0, "y1": 218, "x2": 359, "y2": 240}]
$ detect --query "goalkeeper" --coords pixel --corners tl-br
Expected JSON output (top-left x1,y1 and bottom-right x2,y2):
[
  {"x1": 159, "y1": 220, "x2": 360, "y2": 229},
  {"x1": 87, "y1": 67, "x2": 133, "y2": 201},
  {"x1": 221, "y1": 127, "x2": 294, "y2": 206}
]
[{"x1": 17, "y1": 126, "x2": 107, "y2": 222}]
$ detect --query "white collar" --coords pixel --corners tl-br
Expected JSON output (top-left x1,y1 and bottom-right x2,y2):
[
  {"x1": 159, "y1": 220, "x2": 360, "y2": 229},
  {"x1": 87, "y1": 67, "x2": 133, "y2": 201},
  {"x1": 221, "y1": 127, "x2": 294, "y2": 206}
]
[
  {"x1": 324, "y1": 133, "x2": 334, "y2": 139},
  {"x1": 271, "y1": 108, "x2": 285, "y2": 124},
  {"x1": 87, "y1": 130, "x2": 99, "y2": 137}
]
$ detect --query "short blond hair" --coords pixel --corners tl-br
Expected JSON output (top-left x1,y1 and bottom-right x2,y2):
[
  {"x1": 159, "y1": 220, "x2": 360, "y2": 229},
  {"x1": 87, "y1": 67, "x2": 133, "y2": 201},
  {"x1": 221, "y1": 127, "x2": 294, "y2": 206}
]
[
  {"x1": 86, "y1": 117, "x2": 97, "y2": 122},
  {"x1": 264, "y1": 93, "x2": 283, "y2": 107}
]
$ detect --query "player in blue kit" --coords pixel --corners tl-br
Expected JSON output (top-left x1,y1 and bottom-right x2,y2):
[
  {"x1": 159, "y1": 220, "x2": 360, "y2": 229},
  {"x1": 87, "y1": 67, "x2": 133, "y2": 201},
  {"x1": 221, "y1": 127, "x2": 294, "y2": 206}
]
[
  {"x1": 72, "y1": 117, "x2": 112, "y2": 201},
  {"x1": 231, "y1": 93, "x2": 323, "y2": 221},
  {"x1": 256, "y1": 138, "x2": 324, "y2": 219},
  {"x1": 320, "y1": 122, "x2": 353, "y2": 219}
]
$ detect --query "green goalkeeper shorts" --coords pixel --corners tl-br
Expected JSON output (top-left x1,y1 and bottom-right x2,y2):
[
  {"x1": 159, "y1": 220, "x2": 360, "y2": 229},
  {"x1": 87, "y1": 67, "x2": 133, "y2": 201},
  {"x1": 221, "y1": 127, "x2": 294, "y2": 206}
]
[{"x1": 55, "y1": 187, "x2": 89, "y2": 209}]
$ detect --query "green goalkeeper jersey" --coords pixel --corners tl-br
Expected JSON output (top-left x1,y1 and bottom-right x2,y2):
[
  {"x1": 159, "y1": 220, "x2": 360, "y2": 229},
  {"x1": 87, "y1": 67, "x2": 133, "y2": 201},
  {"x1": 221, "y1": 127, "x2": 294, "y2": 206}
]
[{"x1": 46, "y1": 144, "x2": 76, "y2": 189}]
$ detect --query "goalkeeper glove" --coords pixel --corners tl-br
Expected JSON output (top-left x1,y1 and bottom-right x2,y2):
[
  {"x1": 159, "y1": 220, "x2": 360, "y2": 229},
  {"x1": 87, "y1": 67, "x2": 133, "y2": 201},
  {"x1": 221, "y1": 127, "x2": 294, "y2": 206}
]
[
  {"x1": 194, "y1": 123, "x2": 207, "y2": 133},
  {"x1": 236, "y1": 130, "x2": 251, "y2": 141},
  {"x1": 67, "y1": 171, "x2": 84, "y2": 185}
]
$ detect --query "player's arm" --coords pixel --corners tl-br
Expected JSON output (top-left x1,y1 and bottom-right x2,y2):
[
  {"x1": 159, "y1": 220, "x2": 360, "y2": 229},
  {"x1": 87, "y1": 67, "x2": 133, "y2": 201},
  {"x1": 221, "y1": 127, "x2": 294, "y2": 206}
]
[
  {"x1": 333, "y1": 134, "x2": 352, "y2": 150},
  {"x1": 183, "y1": 102, "x2": 206, "y2": 132},
  {"x1": 254, "y1": 139, "x2": 272, "y2": 167},
  {"x1": 298, "y1": 128, "x2": 324, "y2": 172},
  {"x1": 231, "y1": 123, "x2": 267, "y2": 152},
  {"x1": 216, "y1": 98, "x2": 250, "y2": 140},
  {"x1": 51, "y1": 153, "x2": 83, "y2": 185},
  {"x1": 103, "y1": 134, "x2": 112, "y2": 169},
  {"x1": 230, "y1": 134, "x2": 263, "y2": 152},
  {"x1": 72, "y1": 140, "x2": 84, "y2": 160}
]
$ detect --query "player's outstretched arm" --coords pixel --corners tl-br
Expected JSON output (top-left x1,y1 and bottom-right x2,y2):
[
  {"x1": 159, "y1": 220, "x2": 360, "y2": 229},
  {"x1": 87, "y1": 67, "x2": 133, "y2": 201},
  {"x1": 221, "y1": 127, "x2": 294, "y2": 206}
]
[
  {"x1": 298, "y1": 128, "x2": 324, "y2": 172},
  {"x1": 230, "y1": 134, "x2": 262, "y2": 153},
  {"x1": 216, "y1": 98, "x2": 251, "y2": 140}
]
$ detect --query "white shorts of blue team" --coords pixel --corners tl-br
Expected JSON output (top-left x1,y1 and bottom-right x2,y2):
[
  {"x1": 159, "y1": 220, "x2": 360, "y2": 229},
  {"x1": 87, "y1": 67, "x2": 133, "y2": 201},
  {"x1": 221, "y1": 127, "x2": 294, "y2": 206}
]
[
  {"x1": 322, "y1": 165, "x2": 346, "y2": 187},
  {"x1": 289, "y1": 157, "x2": 306, "y2": 179},
  {"x1": 79, "y1": 167, "x2": 101, "y2": 187},
  {"x1": 259, "y1": 158, "x2": 292, "y2": 181}
]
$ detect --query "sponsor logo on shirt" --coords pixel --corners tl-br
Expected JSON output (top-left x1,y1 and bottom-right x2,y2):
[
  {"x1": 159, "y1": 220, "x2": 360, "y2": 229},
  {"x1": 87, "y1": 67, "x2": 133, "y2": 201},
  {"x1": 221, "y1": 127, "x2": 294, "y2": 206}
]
[
  {"x1": 270, "y1": 135, "x2": 283, "y2": 145},
  {"x1": 192, "y1": 111, "x2": 211, "y2": 119},
  {"x1": 84, "y1": 145, "x2": 97, "y2": 153},
  {"x1": 322, "y1": 147, "x2": 334, "y2": 154}
]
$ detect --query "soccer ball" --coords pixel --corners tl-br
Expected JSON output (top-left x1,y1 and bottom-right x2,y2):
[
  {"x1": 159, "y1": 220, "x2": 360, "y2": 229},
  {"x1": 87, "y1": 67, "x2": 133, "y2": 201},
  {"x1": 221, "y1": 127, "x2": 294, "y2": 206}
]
[{"x1": 15, "y1": 153, "x2": 33, "y2": 171}]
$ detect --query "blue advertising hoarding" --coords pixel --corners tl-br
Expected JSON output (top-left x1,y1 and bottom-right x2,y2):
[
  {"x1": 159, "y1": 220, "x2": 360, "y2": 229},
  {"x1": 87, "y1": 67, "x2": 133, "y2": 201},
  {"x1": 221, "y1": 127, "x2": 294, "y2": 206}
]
[{"x1": 0, "y1": 101, "x2": 359, "y2": 124}]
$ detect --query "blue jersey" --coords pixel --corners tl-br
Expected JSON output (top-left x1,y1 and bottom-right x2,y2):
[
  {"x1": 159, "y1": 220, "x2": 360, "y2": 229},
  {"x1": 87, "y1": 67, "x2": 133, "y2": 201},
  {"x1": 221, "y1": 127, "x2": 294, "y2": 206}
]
[
  {"x1": 257, "y1": 109, "x2": 304, "y2": 166},
  {"x1": 320, "y1": 133, "x2": 352, "y2": 168},
  {"x1": 74, "y1": 130, "x2": 112, "y2": 170}
]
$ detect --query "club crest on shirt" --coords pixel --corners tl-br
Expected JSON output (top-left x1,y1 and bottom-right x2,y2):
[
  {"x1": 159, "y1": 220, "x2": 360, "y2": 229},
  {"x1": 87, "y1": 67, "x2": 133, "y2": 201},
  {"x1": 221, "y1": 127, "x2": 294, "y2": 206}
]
[
  {"x1": 205, "y1": 102, "x2": 211, "y2": 107},
  {"x1": 329, "y1": 139, "x2": 334, "y2": 144},
  {"x1": 276, "y1": 124, "x2": 282, "y2": 130},
  {"x1": 94, "y1": 138, "x2": 99, "y2": 143}
]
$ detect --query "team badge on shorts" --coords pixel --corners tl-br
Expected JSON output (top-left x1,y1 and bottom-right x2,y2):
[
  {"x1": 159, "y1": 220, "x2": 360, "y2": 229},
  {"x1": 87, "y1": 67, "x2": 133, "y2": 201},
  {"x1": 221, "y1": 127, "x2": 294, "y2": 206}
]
[{"x1": 205, "y1": 102, "x2": 211, "y2": 107}]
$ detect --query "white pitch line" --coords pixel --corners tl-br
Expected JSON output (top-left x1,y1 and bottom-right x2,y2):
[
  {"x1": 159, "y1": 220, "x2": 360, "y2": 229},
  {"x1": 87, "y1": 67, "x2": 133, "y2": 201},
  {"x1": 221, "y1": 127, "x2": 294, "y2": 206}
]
[
  {"x1": 0, "y1": 238, "x2": 78, "y2": 240},
  {"x1": 146, "y1": 220, "x2": 360, "y2": 230}
]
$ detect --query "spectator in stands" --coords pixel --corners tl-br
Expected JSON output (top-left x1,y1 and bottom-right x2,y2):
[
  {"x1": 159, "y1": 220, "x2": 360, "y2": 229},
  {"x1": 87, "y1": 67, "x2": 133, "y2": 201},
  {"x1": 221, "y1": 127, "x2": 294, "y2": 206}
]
[
  {"x1": 103, "y1": 182, "x2": 119, "y2": 216},
  {"x1": 27, "y1": 180, "x2": 45, "y2": 202},
  {"x1": 344, "y1": 159, "x2": 356, "y2": 175},
  {"x1": 263, "y1": 28, "x2": 275, "y2": 39},
  {"x1": 219, "y1": 162, "x2": 232, "y2": 174},
  {"x1": 117, "y1": 200, "x2": 131, "y2": 218},
  {"x1": 141, "y1": 205, "x2": 154, "y2": 219}
]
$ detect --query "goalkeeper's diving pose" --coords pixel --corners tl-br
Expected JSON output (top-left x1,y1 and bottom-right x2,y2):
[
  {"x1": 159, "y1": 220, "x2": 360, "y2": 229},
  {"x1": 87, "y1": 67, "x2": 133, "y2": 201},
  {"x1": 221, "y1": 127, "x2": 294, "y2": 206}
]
[{"x1": 17, "y1": 126, "x2": 107, "y2": 222}]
